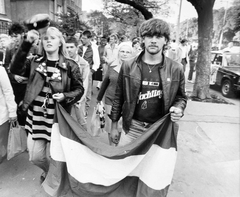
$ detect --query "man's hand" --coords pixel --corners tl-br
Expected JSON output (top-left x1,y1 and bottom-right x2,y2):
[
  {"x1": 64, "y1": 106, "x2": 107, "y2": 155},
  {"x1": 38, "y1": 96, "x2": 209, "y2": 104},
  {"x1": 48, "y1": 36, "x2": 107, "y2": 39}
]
[
  {"x1": 169, "y1": 106, "x2": 183, "y2": 122},
  {"x1": 110, "y1": 122, "x2": 120, "y2": 145}
]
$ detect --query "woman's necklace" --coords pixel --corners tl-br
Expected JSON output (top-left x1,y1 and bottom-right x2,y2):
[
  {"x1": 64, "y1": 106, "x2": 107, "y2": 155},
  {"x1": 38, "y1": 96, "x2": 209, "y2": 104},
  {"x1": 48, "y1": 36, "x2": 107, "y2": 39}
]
[{"x1": 147, "y1": 64, "x2": 157, "y2": 73}]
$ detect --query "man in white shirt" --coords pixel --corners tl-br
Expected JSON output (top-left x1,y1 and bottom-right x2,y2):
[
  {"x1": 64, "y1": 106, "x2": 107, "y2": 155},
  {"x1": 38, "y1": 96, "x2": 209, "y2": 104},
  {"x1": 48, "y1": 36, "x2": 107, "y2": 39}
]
[{"x1": 78, "y1": 30, "x2": 100, "y2": 117}]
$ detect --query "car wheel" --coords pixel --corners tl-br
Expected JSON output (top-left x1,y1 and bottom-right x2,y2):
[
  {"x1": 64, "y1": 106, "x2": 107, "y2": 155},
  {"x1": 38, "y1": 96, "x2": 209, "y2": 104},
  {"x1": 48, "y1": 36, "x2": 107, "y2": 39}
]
[{"x1": 221, "y1": 79, "x2": 233, "y2": 97}]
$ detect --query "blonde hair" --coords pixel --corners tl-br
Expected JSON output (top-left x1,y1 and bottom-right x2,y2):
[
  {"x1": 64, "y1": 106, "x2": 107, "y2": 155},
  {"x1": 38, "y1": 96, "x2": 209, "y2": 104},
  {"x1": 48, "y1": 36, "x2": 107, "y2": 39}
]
[{"x1": 40, "y1": 27, "x2": 68, "y2": 58}]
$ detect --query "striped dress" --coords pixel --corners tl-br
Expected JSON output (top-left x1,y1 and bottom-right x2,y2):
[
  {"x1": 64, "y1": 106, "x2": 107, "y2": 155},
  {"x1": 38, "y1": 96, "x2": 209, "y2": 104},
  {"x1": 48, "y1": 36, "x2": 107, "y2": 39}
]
[{"x1": 25, "y1": 60, "x2": 58, "y2": 142}]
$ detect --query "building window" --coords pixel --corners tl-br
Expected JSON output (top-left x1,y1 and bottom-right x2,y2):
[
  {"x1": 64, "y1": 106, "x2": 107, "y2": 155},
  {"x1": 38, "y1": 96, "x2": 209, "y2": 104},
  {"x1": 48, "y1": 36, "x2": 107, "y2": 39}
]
[
  {"x1": 0, "y1": 20, "x2": 10, "y2": 34},
  {"x1": 0, "y1": 0, "x2": 5, "y2": 14}
]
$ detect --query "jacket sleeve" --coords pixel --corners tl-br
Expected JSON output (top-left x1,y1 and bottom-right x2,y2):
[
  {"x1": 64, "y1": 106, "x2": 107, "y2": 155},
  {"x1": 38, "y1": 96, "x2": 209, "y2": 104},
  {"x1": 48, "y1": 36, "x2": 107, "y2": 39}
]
[
  {"x1": 172, "y1": 67, "x2": 187, "y2": 113},
  {"x1": 96, "y1": 68, "x2": 110, "y2": 101},
  {"x1": 9, "y1": 40, "x2": 33, "y2": 78},
  {"x1": 63, "y1": 63, "x2": 84, "y2": 107},
  {"x1": 110, "y1": 65, "x2": 125, "y2": 122},
  {"x1": 0, "y1": 67, "x2": 17, "y2": 118}
]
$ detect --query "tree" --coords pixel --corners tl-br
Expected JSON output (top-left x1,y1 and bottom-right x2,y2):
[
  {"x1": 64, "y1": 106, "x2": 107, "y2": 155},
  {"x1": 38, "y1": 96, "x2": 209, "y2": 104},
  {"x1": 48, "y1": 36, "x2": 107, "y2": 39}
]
[
  {"x1": 103, "y1": 0, "x2": 170, "y2": 20},
  {"x1": 87, "y1": 11, "x2": 112, "y2": 36},
  {"x1": 56, "y1": 11, "x2": 90, "y2": 36},
  {"x1": 187, "y1": 0, "x2": 216, "y2": 99}
]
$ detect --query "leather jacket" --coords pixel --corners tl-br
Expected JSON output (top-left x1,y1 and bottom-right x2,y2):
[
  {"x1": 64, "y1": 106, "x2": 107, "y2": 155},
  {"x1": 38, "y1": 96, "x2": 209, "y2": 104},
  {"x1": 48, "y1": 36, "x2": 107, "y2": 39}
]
[
  {"x1": 110, "y1": 51, "x2": 187, "y2": 132},
  {"x1": 10, "y1": 41, "x2": 84, "y2": 113}
]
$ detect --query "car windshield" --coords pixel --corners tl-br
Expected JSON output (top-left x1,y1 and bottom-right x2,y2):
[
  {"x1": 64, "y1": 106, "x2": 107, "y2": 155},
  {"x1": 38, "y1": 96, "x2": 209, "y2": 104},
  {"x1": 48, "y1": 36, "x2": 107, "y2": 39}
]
[{"x1": 224, "y1": 53, "x2": 240, "y2": 67}]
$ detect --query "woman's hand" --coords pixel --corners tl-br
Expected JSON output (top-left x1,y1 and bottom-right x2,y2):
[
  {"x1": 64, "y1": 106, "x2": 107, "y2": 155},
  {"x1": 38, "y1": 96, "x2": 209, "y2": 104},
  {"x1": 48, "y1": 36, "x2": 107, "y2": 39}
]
[
  {"x1": 26, "y1": 30, "x2": 39, "y2": 44},
  {"x1": 14, "y1": 75, "x2": 28, "y2": 83},
  {"x1": 52, "y1": 93, "x2": 65, "y2": 102},
  {"x1": 9, "y1": 116, "x2": 18, "y2": 127}
]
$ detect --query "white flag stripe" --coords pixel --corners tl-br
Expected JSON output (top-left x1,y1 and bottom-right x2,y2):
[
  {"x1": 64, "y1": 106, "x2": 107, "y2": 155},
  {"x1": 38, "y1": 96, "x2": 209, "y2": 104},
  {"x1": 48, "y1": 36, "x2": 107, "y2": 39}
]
[{"x1": 50, "y1": 123, "x2": 177, "y2": 190}]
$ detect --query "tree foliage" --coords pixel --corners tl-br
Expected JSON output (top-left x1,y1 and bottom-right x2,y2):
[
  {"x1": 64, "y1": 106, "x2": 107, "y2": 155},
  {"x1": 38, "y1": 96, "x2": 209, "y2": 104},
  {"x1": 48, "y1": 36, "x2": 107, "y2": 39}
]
[
  {"x1": 87, "y1": 11, "x2": 112, "y2": 36},
  {"x1": 54, "y1": 11, "x2": 90, "y2": 36},
  {"x1": 103, "y1": 0, "x2": 170, "y2": 20}
]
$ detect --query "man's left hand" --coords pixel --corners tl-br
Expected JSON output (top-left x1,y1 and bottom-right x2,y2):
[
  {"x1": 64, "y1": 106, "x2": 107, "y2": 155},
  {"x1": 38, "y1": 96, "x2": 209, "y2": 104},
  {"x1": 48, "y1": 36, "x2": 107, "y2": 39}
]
[{"x1": 169, "y1": 106, "x2": 183, "y2": 122}]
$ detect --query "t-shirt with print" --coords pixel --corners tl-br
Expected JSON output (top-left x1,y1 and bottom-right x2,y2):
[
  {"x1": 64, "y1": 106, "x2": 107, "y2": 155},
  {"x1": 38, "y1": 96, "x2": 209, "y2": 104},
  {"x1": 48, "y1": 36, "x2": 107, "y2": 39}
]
[{"x1": 133, "y1": 61, "x2": 164, "y2": 123}]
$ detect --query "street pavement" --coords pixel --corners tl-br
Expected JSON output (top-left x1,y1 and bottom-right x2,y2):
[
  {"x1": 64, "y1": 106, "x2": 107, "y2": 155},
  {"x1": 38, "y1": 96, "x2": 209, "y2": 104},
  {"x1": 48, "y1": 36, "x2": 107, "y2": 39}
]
[{"x1": 0, "y1": 79, "x2": 239, "y2": 197}]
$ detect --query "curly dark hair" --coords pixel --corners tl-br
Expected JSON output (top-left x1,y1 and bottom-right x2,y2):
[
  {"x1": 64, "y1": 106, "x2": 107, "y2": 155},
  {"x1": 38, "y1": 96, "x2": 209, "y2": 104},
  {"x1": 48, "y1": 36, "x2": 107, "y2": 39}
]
[
  {"x1": 8, "y1": 22, "x2": 25, "y2": 35},
  {"x1": 139, "y1": 18, "x2": 170, "y2": 42}
]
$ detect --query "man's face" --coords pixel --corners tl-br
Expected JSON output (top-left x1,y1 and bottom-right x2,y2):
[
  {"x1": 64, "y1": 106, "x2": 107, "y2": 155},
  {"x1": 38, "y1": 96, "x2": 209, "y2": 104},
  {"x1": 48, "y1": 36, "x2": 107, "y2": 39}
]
[
  {"x1": 100, "y1": 38, "x2": 107, "y2": 46},
  {"x1": 81, "y1": 35, "x2": 90, "y2": 46},
  {"x1": 11, "y1": 33, "x2": 22, "y2": 46},
  {"x1": 143, "y1": 35, "x2": 167, "y2": 55},
  {"x1": 66, "y1": 43, "x2": 77, "y2": 58},
  {"x1": 109, "y1": 36, "x2": 116, "y2": 44}
]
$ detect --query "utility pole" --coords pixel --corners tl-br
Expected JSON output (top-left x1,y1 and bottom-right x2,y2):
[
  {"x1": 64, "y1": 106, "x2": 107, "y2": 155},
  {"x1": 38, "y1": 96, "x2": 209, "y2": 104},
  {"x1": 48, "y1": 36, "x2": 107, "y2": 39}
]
[
  {"x1": 218, "y1": 1, "x2": 228, "y2": 50},
  {"x1": 176, "y1": 0, "x2": 183, "y2": 44}
]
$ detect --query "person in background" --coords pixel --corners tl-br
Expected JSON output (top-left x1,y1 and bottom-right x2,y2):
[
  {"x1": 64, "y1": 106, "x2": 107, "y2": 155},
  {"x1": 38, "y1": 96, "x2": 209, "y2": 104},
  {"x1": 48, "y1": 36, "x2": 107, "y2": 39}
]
[
  {"x1": 78, "y1": 30, "x2": 100, "y2": 118},
  {"x1": 4, "y1": 23, "x2": 29, "y2": 105},
  {"x1": 10, "y1": 26, "x2": 84, "y2": 184},
  {"x1": 66, "y1": 36, "x2": 90, "y2": 129},
  {"x1": 0, "y1": 34, "x2": 10, "y2": 64},
  {"x1": 0, "y1": 66, "x2": 17, "y2": 164},
  {"x1": 166, "y1": 39, "x2": 182, "y2": 63},
  {"x1": 132, "y1": 39, "x2": 142, "y2": 57},
  {"x1": 103, "y1": 34, "x2": 119, "y2": 66},
  {"x1": 109, "y1": 18, "x2": 187, "y2": 147},
  {"x1": 179, "y1": 39, "x2": 188, "y2": 72},
  {"x1": 97, "y1": 42, "x2": 133, "y2": 145},
  {"x1": 96, "y1": 36, "x2": 108, "y2": 90},
  {"x1": 187, "y1": 45, "x2": 198, "y2": 83}
]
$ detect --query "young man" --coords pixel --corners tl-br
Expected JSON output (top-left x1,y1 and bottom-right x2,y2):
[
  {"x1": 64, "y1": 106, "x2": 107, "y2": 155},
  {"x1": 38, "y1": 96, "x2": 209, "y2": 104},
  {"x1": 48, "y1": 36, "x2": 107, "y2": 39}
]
[
  {"x1": 66, "y1": 37, "x2": 90, "y2": 101},
  {"x1": 110, "y1": 18, "x2": 187, "y2": 145},
  {"x1": 103, "y1": 34, "x2": 119, "y2": 65},
  {"x1": 78, "y1": 30, "x2": 100, "y2": 117}
]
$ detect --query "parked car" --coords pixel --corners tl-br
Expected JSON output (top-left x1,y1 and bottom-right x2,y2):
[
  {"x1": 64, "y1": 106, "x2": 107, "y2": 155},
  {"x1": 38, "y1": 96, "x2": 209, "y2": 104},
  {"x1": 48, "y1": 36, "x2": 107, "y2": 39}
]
[{"x1": 210, "y1": 51, "x2": 240, "y2": 97}]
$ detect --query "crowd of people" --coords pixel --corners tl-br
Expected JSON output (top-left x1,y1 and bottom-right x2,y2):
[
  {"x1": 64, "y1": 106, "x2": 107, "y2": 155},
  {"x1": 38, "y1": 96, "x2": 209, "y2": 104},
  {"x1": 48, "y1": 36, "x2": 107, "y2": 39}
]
[{"x1": 0, "y1": 14, "x2": 190, "y2": 195}]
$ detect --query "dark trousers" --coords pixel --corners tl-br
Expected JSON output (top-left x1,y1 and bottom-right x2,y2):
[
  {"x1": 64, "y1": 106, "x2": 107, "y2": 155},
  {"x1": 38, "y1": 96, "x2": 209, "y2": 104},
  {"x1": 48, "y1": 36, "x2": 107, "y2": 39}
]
[
  {"x1": 181, "y1": 58, "x2": 187, "y2": 72},
  {"x1": 188, "y1": 61, "x2": 196, "y2": 80}
]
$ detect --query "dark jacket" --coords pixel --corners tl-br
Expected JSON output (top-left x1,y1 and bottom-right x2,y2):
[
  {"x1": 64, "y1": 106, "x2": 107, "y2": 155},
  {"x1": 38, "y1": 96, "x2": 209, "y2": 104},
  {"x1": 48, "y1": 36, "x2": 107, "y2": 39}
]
[
  {"x1": 10, "y1": 40, "x2": 84, "y2": 113},
  {"x1": 110, "y1": 51, "x2": 187, "y2": 132}
]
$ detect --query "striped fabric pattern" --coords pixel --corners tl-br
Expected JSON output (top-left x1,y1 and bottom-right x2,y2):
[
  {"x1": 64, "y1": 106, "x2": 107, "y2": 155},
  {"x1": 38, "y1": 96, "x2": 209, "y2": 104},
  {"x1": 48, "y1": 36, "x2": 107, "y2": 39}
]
[
  {"x1": 42, "y1": 103, "x2": 178, "y2": 197},
  {"x1": 25, "y1": 61, "x2": 57, "y2": 141}
]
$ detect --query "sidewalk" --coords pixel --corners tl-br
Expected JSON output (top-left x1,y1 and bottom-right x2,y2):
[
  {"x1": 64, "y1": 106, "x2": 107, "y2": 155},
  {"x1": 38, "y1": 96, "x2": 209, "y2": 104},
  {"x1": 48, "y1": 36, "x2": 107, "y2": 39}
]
[
  {"x1": 168, "y1": 80, "x2": 239, "y2": 197},
  {"x1": 0, "y1": 81, "x2": 239, "y2": 197}
]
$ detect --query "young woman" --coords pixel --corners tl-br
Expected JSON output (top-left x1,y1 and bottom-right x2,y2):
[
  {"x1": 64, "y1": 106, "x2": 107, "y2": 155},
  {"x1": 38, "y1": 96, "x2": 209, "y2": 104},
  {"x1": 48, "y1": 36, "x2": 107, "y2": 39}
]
[
  {"x1": 97, "y1": 42, "x2": 133, "y2": 145},
  {"x1": 10, "y1": 27, "x2": 84, "y2": 183}
]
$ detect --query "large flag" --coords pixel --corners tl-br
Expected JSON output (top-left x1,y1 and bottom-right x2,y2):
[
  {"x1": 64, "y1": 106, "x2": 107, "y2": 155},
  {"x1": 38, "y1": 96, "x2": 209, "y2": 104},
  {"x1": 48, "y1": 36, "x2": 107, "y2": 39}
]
[{"x1": 42, "y1": 104, "x2": 178, "y2": 197}]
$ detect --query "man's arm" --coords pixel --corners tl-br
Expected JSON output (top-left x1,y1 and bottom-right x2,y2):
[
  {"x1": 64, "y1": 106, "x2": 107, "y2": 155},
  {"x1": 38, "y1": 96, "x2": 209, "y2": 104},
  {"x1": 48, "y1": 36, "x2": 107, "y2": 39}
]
[{"x1": 170, "y1": 66, "x2": 187, "y2": 122}]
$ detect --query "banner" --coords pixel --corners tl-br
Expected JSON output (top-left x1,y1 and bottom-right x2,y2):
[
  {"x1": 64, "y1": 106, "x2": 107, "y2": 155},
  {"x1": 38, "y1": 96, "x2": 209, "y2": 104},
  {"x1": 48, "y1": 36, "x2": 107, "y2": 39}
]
[{"x1": 42, "y1": 104, "x2": 178, "y2": 197}]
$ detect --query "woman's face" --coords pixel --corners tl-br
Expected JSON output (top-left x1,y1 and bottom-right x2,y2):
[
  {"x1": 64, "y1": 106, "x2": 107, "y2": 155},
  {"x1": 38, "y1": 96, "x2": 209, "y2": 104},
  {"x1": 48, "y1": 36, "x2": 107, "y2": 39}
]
[
  {"x1": 119, "y1": 45, "x2": 132, "y2": 60},
  {"x1": 42, "y1": 30, "x2": 61, "y2": 54}
]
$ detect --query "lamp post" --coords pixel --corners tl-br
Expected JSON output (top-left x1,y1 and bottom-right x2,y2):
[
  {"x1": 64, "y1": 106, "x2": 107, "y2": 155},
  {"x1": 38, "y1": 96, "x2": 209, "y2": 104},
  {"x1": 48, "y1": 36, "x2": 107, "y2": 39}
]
[{"x1": 176, "y1": 0, "x2": 183, "y2": 44}]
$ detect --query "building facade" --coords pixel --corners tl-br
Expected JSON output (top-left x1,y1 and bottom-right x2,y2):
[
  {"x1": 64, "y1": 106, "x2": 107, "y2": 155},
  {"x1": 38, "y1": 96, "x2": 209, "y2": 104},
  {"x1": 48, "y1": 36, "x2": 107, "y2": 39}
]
[{"x1": 0, "y1": 0, "x2": 82, "y2": 33}]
